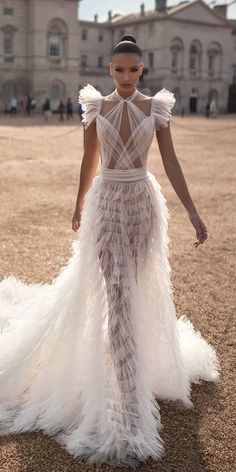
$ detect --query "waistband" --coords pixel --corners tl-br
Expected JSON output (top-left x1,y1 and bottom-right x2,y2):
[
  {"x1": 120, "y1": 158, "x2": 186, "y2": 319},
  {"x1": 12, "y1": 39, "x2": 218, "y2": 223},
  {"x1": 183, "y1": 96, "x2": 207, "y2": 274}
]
[{"x1": 100, "y1": 167, "x2": 148, "y2": 182}]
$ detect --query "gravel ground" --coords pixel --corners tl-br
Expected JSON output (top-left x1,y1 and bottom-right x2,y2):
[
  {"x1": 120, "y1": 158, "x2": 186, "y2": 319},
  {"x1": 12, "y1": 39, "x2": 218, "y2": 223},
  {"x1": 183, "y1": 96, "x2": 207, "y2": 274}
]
[{"x1": 0, "y1": 114, "x2": 235, "y2": 472}]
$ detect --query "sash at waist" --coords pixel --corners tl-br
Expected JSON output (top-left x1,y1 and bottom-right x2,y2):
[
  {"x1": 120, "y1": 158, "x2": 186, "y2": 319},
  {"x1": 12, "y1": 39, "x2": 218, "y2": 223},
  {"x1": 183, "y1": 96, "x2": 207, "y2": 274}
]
[{"x1": 100, "y1": 167, "x2": 148, "y2": 182}]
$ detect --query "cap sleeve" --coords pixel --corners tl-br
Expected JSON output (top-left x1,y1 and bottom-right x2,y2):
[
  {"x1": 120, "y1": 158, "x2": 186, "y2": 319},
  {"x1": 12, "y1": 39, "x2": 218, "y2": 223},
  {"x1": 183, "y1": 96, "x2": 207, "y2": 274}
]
[
  {"x1": 151, "y1": 88, "x2": 176, "y2": 131},
  {"x1": 78, "y1": 84, "x2": 103, "y2": 129}
]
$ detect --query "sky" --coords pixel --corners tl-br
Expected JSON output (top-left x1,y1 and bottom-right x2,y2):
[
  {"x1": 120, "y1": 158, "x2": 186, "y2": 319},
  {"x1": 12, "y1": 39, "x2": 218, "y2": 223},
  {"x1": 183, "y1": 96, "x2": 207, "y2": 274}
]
[{"x1": 79, "y1": 0, "x2": 236, "y2": 21}]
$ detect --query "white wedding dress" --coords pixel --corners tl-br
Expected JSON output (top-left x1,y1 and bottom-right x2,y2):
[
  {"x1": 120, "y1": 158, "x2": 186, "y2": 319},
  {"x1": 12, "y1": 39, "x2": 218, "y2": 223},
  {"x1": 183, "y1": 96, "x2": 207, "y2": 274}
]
[{"x1": 0, "y1": 84, "x2": 220, "y2": 468}]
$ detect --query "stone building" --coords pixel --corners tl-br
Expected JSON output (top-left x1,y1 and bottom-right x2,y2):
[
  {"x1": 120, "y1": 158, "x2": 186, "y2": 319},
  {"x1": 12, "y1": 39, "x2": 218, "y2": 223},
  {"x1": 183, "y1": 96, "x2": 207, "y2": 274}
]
[
  {"x1": 0, "y1": 0, "x2": 235, "y2": 113},
  {"x1": 79, "y1": 0, "x2": 235, "y2": 113},
  {"x1": 0, "y1": 0, "x2": 79, "y2": 111}
]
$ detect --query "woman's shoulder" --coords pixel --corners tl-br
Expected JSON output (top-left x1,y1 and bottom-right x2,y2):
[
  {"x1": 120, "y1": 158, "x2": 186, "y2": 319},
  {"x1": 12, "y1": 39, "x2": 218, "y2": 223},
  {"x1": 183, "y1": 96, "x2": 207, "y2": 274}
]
[
  {"x1": 136, "y1": 88, "x2": 175, "y2": 110},
  {"x1": 78, "y1": 84, "x2": 103, "y2": 106},
  {"x1": 78, "y1": 84, "x2": 103, "y2": 129},
  {"x1": 151, "y1": 88, "x2": 176, "y2": 115},
  {"x1": 150, "y1": 88, "x2": 176, "y2": 130}
]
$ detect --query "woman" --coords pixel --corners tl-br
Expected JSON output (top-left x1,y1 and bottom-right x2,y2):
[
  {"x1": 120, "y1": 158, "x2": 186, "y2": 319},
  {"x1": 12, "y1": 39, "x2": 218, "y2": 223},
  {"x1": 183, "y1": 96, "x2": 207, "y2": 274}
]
[{"x1": 0, "y1": 35, "x2": 220, "y2": 468}]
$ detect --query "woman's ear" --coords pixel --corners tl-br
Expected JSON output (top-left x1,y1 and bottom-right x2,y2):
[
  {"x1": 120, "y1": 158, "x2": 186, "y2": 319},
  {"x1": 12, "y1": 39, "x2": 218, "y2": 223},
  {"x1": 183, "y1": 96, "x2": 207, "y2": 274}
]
[{"x1": 109, "y1": 62, "x2": 113, "y2": 76}]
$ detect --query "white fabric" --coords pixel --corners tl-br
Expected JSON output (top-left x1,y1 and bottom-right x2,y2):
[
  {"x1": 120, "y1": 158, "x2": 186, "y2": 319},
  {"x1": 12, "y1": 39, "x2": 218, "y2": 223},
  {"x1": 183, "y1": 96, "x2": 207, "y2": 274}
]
[{"x1": 0, "y1": 83, "x2": 220, "y2": 468}]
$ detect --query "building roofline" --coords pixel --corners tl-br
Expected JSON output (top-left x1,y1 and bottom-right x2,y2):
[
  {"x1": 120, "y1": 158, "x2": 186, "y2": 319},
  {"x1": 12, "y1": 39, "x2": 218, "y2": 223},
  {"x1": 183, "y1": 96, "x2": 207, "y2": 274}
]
[{"x1": 78, "y1": 0, "x2": 233, "y2": 29}]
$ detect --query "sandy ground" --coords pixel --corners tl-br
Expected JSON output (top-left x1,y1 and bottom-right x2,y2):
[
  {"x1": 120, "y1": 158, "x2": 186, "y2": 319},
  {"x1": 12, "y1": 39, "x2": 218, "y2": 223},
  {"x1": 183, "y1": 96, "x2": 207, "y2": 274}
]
[{"x1": 0, "y1": 113, "x2": 235, "y2": 472}]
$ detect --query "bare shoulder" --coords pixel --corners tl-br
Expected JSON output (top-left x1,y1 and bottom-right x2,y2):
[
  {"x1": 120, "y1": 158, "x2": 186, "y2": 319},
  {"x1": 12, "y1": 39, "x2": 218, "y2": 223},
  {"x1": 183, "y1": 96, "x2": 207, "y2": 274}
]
[{"x1": 136, "y1": 91, "x2": 152, "y2": 102}]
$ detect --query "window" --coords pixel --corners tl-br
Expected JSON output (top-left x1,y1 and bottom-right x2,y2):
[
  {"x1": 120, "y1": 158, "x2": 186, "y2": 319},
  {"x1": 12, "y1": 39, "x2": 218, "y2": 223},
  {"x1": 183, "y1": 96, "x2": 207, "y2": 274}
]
[
  {"x1": 148, "y1": 23, "x2": 155, "y2": 38},
  {"x1": 170, "y1": 37, "x2": 184, "y2": 75},
  {"x1": 133, "y1": 26, "x2": 139, "y2": 39},
  {"x1": 51, "y1": 83, "x2": 61, "y2": 99},
  {"x1": 3, "y1": 81, "x2": 15, "y2": 100},
  {"x1": 3, "y1": 7, "x2": 13, "y2": 15},
  {"x1": 189, "y1": 40, "x2": 201, "y2": 75},
  {"x1": 49, "y1": 26, "x2": 61, "y2": 57},
  {"x1": 82, "y1": 29, "x2": 87, "y2": 40},
  {"x1": 49, "y1": 37, "x2": 60, "y2": 57},
  {"x1": 208, "y1": 54, "x2": 215, "y2": 74},
  {"x1": 98, "y1": 56, "x2": 103, "y2": 68},
  {"x1": 81, "y1": 54, "x2": 87, "y2": 67},
  {"x1": 171, "y1": 51, "x2": 178, "y2": 69},
  {"x1": 189, "y1": 45, "x2": 197, "y2": 70},
  {"x1": 148, "y1": 52, "x2": 154, "y2": 68},
  {"x1": 4, "y1": 34, "x2": 13, "y2": 56},
  {"x1": 47, "y1": 22, "x2": 68, "y2": 61},
  {"x1": 207, "y1": 42, "x2": 222, "y2": 77},
  {"x1": 98, "y1": 31, "x2": 103, "y2": 42}
]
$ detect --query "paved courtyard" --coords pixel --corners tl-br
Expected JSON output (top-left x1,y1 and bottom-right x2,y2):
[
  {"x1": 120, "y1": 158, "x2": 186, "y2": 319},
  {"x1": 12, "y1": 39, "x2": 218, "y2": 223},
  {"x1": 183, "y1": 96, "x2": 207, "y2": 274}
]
[{"x1": 0, "y1": 113, "x2": 235, "y2": 472}]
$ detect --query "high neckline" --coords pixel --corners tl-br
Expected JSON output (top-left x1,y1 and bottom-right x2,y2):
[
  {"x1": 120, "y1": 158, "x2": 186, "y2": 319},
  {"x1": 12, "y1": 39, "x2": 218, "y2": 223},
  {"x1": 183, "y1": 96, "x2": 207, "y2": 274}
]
[{"x1": 113, "y1": 88, "x2": 139, "y2": 102}]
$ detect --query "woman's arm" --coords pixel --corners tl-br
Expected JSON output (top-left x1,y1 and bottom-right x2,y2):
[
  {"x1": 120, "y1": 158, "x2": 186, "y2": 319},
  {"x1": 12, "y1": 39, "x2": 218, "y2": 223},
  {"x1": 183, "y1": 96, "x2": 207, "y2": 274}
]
[
  {"x1": 156, "y1": 123, "x2": 208, "y2": 247},
  {"x1": 72, "y1": 121, "x2": 100, "y2": 232}
]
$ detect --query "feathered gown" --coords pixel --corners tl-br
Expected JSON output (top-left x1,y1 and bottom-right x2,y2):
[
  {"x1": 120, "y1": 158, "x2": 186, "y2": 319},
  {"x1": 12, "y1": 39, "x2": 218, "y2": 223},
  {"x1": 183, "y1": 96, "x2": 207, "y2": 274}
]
[{"x1": 0, "y1": 84, "x2": 220, "y2": 468}]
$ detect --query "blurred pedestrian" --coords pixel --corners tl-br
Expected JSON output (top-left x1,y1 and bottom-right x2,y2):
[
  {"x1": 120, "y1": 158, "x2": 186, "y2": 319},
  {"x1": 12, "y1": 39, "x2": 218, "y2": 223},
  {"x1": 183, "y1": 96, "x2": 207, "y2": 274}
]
[
  {"x1": 66, "y1": 98, "x2": 73, "y2": 120},
  {"x1": 209, "y1": 100, "x2": 217, "y2": 118},
  {"x1": 31, "y1": 98, "x2": 36, "y2": 114},
  {"x1": 26, "y1": 96, "x2": 32, "y2": 116},
  {"x1": 10, "y1": 97, "x2": 17, "y2": 115},
  {"x1": 58, "y1": 100, "x2": 65, "y2": 122},
  {"x1": 42, "y1": 98, "x2": 51, "y2": 122},
  {"x1": 205, "y1": 102, "x2": 210, "y2": 119},
  {"x1": 77, "y1": 102, "x2": 84, "y2": 121}
]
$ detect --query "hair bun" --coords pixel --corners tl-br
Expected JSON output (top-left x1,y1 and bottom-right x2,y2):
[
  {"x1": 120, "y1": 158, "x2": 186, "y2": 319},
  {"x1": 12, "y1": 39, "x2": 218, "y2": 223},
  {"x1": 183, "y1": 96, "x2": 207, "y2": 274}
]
[{"x1": 119, "y1": 34, "x2": 136, "y2": 44}]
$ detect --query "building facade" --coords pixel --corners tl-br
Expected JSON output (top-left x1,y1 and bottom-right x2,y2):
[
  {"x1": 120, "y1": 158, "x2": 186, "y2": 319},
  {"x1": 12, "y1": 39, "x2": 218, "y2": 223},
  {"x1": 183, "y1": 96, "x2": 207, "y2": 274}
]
[
  {"x1": 0, "y1": 0, "x2": 235, "y2": 113},
  {"x1": 79, "y1": 0, "x2": 234, "y2": 113},
  {"x1": 0, "y1": 0, "x2": 79, "y2": 111}
]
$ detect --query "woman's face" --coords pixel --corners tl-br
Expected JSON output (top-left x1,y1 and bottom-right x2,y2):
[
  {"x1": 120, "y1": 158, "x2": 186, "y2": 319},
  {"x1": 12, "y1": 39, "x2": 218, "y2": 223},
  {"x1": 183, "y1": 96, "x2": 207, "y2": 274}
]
[{"x1": 109, "y1": 53, "x2": 144, "y2": 93}]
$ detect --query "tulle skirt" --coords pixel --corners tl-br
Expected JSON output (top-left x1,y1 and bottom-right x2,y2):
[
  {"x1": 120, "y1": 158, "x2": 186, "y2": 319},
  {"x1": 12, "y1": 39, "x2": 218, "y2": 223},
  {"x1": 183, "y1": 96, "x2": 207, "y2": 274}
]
[{"x1": 0, "y1": 171, "x2": 220, "y2": 468}]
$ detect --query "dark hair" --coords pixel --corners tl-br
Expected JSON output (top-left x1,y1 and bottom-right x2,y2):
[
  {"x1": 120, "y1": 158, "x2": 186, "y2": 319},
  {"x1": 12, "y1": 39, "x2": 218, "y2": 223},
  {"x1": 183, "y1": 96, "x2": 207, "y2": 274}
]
[{"x1": 112, "y1": 34, "x2": 142, "y2": 57}]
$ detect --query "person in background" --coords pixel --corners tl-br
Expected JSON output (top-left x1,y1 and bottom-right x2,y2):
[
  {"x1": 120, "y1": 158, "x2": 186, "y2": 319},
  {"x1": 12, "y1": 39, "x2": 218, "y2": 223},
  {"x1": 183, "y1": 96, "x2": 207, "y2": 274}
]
[
  {"x1": 205, "y1": 102, "x2": 210, "y2": 119},
  {"x1": 42, "y1": 98, "x2": 51, "y2": 122},
  {"x1": 58, "y1": 100, "x2": 65, "y2": 122},
  {"x1": 26, "y1": 96, "x2": 32, "y2": 116},
  {"x1": 77, "y1": 102, "x2": 84, "y2": 121},
  {"x1": 66, "y1": 98, "x2": 73, "y2": 120},
  {"x1": 10, "y1": 97, "x2": 17, "y2": 115},
  {"x1": 209, "y1": 100, "x2": 217, "y2": 118},
  {"x1": 31, "y1": 98, "x2": 36, "y2": 114}
]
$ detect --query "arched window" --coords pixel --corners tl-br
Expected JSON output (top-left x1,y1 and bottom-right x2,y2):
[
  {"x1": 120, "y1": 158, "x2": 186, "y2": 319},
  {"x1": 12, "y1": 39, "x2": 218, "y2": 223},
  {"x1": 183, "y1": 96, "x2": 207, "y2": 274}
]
[
  {"x1": 207, "y1": 42, "x2": 222, "y2": 77},
  {"x1": 2, "y1": 81, "x2": 16, "y2": 106},
  {"x1": 208, "y1": 89, "x2": 219, "y2": 106},
  {"x1": 189, "y1": 40, "x2": 202, "y2": 76},
  {"x1": 82, "y1": 29, "x2": 87, "y2": 40},
  {"x1": 81, "y1": 54, "x2": 87, "y2": 67},
  {"x1": 98, "y1": 30, "x2": 103, "y2": 42},
  {"x1": 2, "y1": 24, "x2": 17, "y2": 60},
  {"x1": 170, "y1": 37, "x2": 184, "y2": 74},
  {"x1": 47, "y1": 20, "x2": 67, "y2": 61},
  {"x1": 49, "y1": 26, "x2": 61, "y2": 57},
  {"x1": 148, "y1": 23, "x2": 155, "y2": 38},
  {"x1": 51, "y1": 80, "x2": 65, "y2": 110}
]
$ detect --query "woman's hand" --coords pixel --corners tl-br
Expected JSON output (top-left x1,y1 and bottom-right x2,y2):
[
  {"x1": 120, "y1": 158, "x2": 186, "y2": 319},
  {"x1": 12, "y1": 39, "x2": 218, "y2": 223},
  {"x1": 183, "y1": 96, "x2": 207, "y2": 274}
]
[
  {"x1": 188, "y1": 211, "x2": 208, "y2": 248},
  {"x1": 72, "y1": 209, "x2": 82, "y2": 233}
]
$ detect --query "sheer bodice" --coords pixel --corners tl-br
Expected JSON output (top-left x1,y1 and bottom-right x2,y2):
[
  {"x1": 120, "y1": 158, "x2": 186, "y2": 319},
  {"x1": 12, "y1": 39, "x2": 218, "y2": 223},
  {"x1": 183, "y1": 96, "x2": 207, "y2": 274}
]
[{"x1": 79, "y1": 84, "x2": 175, "y2": 172}]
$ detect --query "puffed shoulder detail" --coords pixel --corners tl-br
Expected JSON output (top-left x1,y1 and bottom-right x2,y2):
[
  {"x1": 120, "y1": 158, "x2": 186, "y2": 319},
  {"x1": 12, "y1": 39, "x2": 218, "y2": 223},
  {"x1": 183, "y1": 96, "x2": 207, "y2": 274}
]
[
  {"x1": 151, "y1": 88, "x2": 176, "y2": 130},
  {"x1": 78, "y1": 84, "x2": 103, "y2": 129}
]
